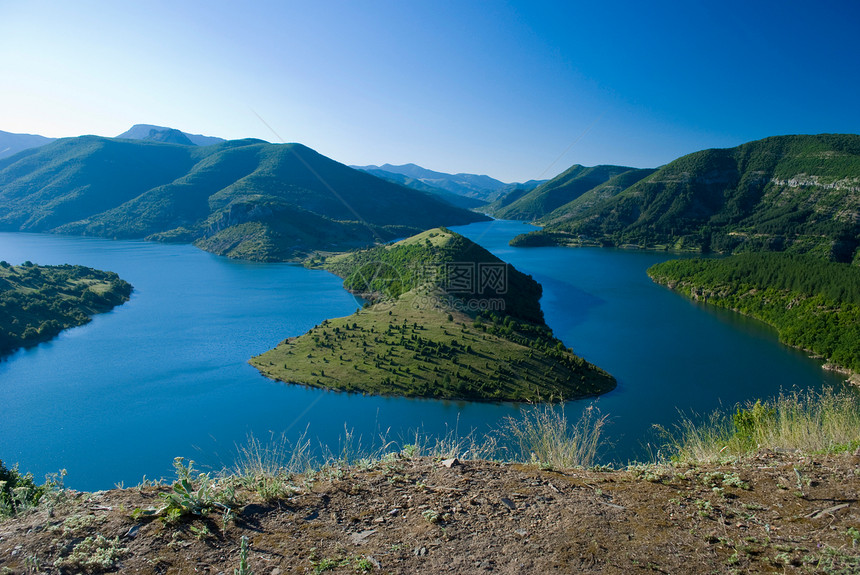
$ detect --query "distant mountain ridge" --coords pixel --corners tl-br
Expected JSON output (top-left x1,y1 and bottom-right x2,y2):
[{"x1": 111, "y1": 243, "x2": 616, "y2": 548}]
[
  {"x1": 0, "y1": 130, "x2": 56, "y2": 160},
  {"x1": 352, "y1": 163, "x2": 546, "y2": 203},
  {"x1": 0, "y1": 136, "x2": 488, "y2": 261},
  {"x1": 357, "y1": 168, "x2": 486, "y2": 210},
  {"x1": 510, "y1": 134, "x2": 860, "y2": 263},
  {"x1": 116, "y1": 124, "x2": 225, "y2": 146}
]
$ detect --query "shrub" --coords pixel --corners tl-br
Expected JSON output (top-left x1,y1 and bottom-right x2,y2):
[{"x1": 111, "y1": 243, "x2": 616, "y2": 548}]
[{"x1": 0, "y1": 459, "x2": 46, "y2": 517}]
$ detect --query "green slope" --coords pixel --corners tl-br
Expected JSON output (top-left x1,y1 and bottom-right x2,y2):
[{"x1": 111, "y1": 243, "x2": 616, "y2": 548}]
[
  {"x1": 0, "y1": 137, "x2": 489, "y2": 261},
  {"x1": 0, "y1": 261, "x2": 132, "y2": 356},
  {"x1": 488, "y1": 164, "x2": 638, "y2": 221},
  {"x1": 251, "y1": 228, "x2": 615, "y2": 402},
  {"x1": 512, "y1": 134, "x2": 860, "y2": 261},
  {"x1": 648, "y1": 253, "x2": 860, "y2": 375}
]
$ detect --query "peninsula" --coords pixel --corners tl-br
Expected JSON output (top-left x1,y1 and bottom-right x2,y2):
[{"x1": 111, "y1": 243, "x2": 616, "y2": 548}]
[
  {"x1": 251, "y1": 228, "x2": 615, "y2": 401},
  {"x1": 0, "y1": 262, "x2": 132, "y2": 356}
]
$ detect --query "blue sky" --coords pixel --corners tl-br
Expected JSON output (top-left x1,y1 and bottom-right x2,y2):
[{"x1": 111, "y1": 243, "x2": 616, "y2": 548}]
[{"x1": 1, "y1": 0, "x2": 858, "y2": 182}]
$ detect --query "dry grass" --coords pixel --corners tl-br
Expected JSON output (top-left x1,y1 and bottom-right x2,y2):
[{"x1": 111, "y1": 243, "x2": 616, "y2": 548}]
[{"x1": 500, "y1": 403, "x2": 608, "y2": 468}]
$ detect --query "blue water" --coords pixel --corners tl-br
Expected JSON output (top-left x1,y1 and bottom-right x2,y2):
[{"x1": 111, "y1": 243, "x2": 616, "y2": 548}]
[{"x1": 0, "y1": 223, "x2": 847, "y2": 489}]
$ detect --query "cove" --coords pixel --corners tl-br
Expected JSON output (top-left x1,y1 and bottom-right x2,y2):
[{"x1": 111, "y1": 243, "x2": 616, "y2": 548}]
[{"x1": 0, "y1": 224, "x2": 848, "y2": 490}]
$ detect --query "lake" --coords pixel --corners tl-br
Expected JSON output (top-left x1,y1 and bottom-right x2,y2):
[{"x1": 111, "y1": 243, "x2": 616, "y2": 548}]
[{"x1": 0, "y1": 222, "x2": 848, "y2": 489}]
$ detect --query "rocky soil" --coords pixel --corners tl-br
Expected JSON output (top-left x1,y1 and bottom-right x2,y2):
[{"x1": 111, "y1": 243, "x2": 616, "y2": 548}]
[{"x1": 2, "y1": 452, "x2": 859, "y2": 574}]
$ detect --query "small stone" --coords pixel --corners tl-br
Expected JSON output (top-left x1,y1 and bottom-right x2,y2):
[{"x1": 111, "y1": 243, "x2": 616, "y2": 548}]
[
  {"x1": 500, "y1": 497, "x2": 517, "y2": 511},
  {"x1": 515, "y1": 529, "x2": 528, "y2": 538},
  {"x1": 365, "y1": 556, "x2": 381, "y2": 568},
  {"x1": 413, "y1": 546, "x2": 427, "y2": 556},
  {"x1": 271, "y1": 569, "x2": 282, "y2": 575},
  {"x1": 349, "y1": 529, "x2": 377, "y2": 545},
  {"x1": 387, "y1": 508, "x2": 400, "y2": 516},
  {"x1": 441, "y1": 458, "x2": 460, "y2": 468},
  {"x1": 125, "y1": 524, "x2": 140, "y2": 538}
]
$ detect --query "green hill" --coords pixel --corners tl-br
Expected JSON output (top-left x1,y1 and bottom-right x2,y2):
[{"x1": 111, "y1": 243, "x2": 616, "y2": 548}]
[
  {"x1": 0, "y1": 261, "x2": 132, "y2": 356},
  {"x1": 251, "y1": 228, "x2": 615, "y2": 402},
  {"x1": 487, "y1": 164, "x2": 639, "y2": 221},
  {"x1": 511, "y1": 135, "x2": 860, "y2": 261},
  {"x1": 648, "y1": 253, "x2": 860, "y2": 376},
  {"x1": 0, "y1": 137, "x2": 489, "y2": 261}
]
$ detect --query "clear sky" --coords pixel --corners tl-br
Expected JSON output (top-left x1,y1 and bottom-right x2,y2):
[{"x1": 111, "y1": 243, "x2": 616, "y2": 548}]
[{"x1": 1, "y1": 0, "x2": 858, "y2": 182}]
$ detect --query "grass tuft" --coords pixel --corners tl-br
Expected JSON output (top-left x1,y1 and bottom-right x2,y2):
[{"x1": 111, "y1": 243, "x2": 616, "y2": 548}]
[
  {"x1": 501, "y1": 403, "x2": 608, "y2": 468},
  {"x1": 659, "y1": 388, "x2": 860, "y2": 462}
]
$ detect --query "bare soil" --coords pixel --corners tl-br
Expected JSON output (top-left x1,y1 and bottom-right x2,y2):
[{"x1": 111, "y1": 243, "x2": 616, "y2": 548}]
[{"x1": 2, "y1": 451, "x2": 859, "y2": 574}]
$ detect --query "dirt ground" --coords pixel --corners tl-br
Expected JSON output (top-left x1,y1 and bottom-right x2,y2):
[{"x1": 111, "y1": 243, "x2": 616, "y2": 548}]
[{"x1": 2, "y1": 451, "x2": 859, "y2": 574}]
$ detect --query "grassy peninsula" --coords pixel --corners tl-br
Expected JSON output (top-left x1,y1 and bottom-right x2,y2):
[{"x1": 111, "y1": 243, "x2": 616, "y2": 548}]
[
  {"x1": 648, "y1": 253, "x2": 860, "y2": 378},
  {"x1": 251, "y1": 228, "x2": 615, "y2": 401},
  {"x1": 0, "y1": 261, "x2": 132, "y2": 356}
]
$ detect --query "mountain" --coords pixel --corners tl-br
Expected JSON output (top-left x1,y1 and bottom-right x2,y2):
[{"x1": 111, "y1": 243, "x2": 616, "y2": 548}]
[
  {"x1": 352, "y1": 163, "x2": 545, "y2": 203},
  {"x1": 116, "y1": 124, "x2": 225, "y2": 146},
  {"x1": 486, "y1": 164, "x2": 642, "y2": 221},
  {"x1": 358, "y1": 168, "x2": 486, "y2": 209},
  {"x1": 141, "y1": 128, "x2": 195, "y2": 146},
  {"x1": 0, "y1": 136, "x2": 489, "y2": 261},
  {"x1": 252, "y1": 227, "x2": 615, "y2": 401},
  {"x1": 537, "y1": 168, "x2": 657, "y2": 225},
  {"x1": 0, "y1": 130, "x2": 55, "y2": 160},
  {"x1": 511, "y1": 134, "x2": 860, "y2": 262}
]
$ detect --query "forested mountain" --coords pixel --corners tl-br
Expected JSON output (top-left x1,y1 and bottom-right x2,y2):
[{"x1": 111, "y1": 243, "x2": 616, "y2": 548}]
[
  {"x1": 0, "y1": 130, "x2": 55, "y2": 160},
  {"x1": 353, "y1": 163, "x2": 544, "y2": 203},
  {"x1": 487, "y1": 164, "x2": 642, "y2": 221},
  {"x1": 0, "y1": 137, "x2": 489, "y2": 261},
  {"x1": 511, "y1": 135, "x2": 860, "y2": 262},
  {"x1": 253, "y1": 228, "x2": 615, "y2": 401}
]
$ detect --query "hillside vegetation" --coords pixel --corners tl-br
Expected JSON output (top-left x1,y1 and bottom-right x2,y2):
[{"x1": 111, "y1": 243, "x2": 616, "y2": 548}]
[
  {"x1": 511, "y1": 134, "x2": 860, "y2": 261},
  {"x1": 648, "y1": 253, "x2": 860, "y2": 375},
  {"x1": 0, "y1": 261, "x2": 132, "y2": 356},
  {"x1": 0, "y1": 137, "x2": 488, "y2": 261},
  {"x1": 487, "y1": 164, "x2": 641, "y2": 221},
  {"x1": 252, "y1": 228, "x2": 614, "y2": 401}
]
